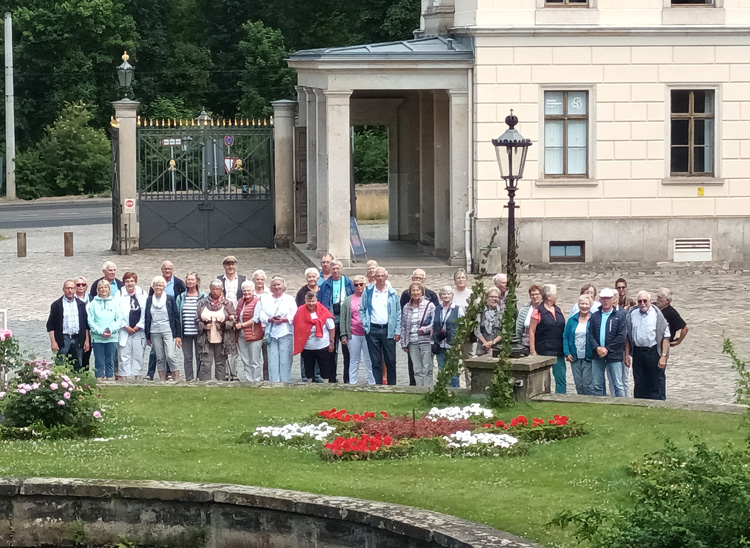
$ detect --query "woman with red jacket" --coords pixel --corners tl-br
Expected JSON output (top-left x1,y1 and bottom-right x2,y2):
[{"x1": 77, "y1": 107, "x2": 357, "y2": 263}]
[{"x1": 293, "y1": 292, "x2": 336, "y2": 383}]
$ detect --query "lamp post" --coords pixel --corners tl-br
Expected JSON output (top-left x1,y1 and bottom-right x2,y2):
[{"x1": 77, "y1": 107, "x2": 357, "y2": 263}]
[
  {"x1": 116, "y1": 52, "x2": 135, "y2": 99},
  {"x1": 491, "y1": 111, "x2": 532, "y2": 281}
]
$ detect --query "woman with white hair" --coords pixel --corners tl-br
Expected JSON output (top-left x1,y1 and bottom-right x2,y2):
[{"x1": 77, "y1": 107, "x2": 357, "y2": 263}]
[
  {"x1": 145, "y1": 276, "x2": 182, "y2": 382},
  {"x1": 433, "y1": 285, "x2": 464, "y2": 387},
  {"x1": 296, "y1": 267, "x2": 320, "y2": 306},
  {"x1": 196, "y1": 279, "x2": 236, "y2": 381},
  {"x1": 115, "y1": 271, "x2": 147, "y2": 380},
  {"x1": 235, "y1": 280, "x2": 264, "y2": 381},
  {"x1": 252, "y1": 270, "x2": 270, "y2": 297},
  {"x1": 254, "y1": 275, "x2": 297, "y2": 382},
  {"x1": 452, "y1": 269, "x2": 471, "y2": 309},
  {"x1": 87, "y1": 279, "x2": 125, "y2": 380},
  {"x1": 474, "y1": 287, "x2": 503, "y2": 356},
  {"x1": 529, "y1": 283, "x2": 567, "y2": 394},
  {"x1": 340, "y1": 275, "x2": 374, "y2": 384},
  {"x1": 563, "y1": 293, "x2": 595, "y2": 395}
]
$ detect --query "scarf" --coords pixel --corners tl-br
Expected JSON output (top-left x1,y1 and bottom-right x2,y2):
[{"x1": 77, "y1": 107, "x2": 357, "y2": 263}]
[
  {"x1": 151, "y1": 293, "x2": 167, "y2": 309},
  {"x1": 206, "y1": 295, "x2": 228, "y2": 312},
  {"x1": 292, "y1": 302, "x2": 333, "y2": 356}
]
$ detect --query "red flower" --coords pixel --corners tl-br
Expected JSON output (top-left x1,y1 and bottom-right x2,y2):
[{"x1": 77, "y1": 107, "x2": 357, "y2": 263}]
[
  {"x1": 483, "y1": 423, "x2": 491, "y2": 428},
  {"x1": 494, "y1": 420, "x2": 506, "y2": 428},
  {"x1": 380, "y1": 411, "x2": 389, "y2": 418}
]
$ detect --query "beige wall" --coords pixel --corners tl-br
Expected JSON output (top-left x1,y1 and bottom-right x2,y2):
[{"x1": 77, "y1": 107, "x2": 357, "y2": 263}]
[{"x1": 471, "y1": 35, "x2": 750, "y2": 225}]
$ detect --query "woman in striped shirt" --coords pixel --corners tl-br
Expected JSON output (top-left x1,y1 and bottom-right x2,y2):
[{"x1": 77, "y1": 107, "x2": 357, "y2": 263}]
[{"x1": 176, "y1": 273, "x2": 205, "y2": 382}]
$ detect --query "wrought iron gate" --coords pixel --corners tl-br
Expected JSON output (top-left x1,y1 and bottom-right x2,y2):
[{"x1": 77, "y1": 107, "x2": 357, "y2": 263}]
[{"x1": 137, "y1": 116, "x2": 274, "y2": 249}]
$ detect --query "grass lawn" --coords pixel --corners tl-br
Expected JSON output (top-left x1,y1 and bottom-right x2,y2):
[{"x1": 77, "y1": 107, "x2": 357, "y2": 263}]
[{"x1": 0, "y1": 386, "x2": 745, "y2": 547}]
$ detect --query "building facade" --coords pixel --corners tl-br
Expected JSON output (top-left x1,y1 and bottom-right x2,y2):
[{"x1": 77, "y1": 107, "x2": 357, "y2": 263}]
[{"x1": 288, "y1": 0, "x2": 750, "y2": 268}]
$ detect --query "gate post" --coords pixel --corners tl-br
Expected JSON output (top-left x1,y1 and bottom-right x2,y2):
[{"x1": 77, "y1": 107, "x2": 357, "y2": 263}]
[
  {"x1": 112, "y1": 99, "x2": 140, "y2": 253},
  {"x1": 272, "y1": 99, "x2": 296, "y2": 248}
]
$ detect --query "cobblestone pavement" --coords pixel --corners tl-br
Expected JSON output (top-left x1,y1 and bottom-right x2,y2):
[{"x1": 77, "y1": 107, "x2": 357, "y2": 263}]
[{"x1": 0, "y1": 223, "x2": 745, "y2": 404}]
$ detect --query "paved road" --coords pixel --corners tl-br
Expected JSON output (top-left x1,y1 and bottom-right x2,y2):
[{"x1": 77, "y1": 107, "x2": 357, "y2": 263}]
[
  {"x1": 0, "y1": 221, "x2": 745, "y2": 405},
  {"x1": 0, "y1": 199, "x2": 111, "y2": 229}
]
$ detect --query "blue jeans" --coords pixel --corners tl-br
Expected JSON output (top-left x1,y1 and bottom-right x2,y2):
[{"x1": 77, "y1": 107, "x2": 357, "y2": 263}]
[
  {"x1": 592, "y1": 359, "x2": 625, "y2": 397},
  {"x1": 92, "y1": 342, "x2": 117, "y2": 378},
  {"x1": 268, "y1": 334, "x2": 293, "y2": 382},
  {"x1": 570, "y1": 358, "x2": 594, "y2": 395},
  {"x1": 550, "y1": 355, "x2": 567, "y2": 394},
  {"x1": 435, "y1": 351, "x2": 459, "y2": 388}
]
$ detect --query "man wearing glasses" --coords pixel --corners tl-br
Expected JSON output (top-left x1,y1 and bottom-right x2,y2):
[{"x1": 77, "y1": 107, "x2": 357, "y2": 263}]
[
  {"x1": 47, "y1": 279, "x2": 90, "y2": 371},
  {"x1": 623, "y1": 291, "x2": 671, "y2": 400},
  {"x1": 318, "y1": 260, "x2": 354, "y2": 383}
]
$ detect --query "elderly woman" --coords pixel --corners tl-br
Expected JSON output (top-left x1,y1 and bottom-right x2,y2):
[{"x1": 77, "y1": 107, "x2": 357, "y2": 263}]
[
  {"x1": 252, "y1": 270, "x2": 269, "y2": 297},
  {"x1": 452, "y1": 269, "x2": 471, "y2": 309},
  {"x1": 196, "y1": 280, "x2": 236, "y2": 381},
  {"x1": 293, "y1": 292, "x2": 335, "y2": 382},
  {"x1": 255, "y1": 275, "x2": 297, "y2": 382},
  {"x1": 235, "y1": 280, "x2": 264, "y2": 381},
  {"x1": 433, "y1": 285, "x2": 464, "y2": 387},
  {"x1": 474, "y1": 287, "x2": 502, "y2": 356},
  {"x1": 400, "y1": 282, "x2": 436, "y2": 387},
  {"x1": 529, "y1": 284, "x2": 566, "y2": 394},
  {"x1": 365, "y1": 260, "x2": 379, "y2": 285},
  {"x1": 176, "y1": 273, "x2": 205, "y2": 381},
  {"x1": 75, "y1": 276, "x2": 93, "y2": 370},
  {"x1": 564, "y1": 293, "x2": 595, "y2": 395},
  {"x1": 145, "y1": 276, "x2": 182, "y2": 382},
  {"x1": 87, "y1": 279, "x2": 125, "y2": 380},
  {"x1": 115, "y1": 272, "x2": 147, "y2": 380},
  {"x1": 570, "y1": 284, "x2": 600, "y2": 316},
  {"x1": 296, "y1": 267, "x2": 320, "y2": 307},
  {"x1": 515, "y1": 285, "x2": 542, "y2": 353},
  {"x1": 340, "y1": 275, "x2": 373, "y2": 384}
]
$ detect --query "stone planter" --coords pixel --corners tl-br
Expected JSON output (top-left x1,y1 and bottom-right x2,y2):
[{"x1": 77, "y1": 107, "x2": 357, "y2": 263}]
[{"x1": 464, "y1": 354, "x2": 556, "y2": 400}]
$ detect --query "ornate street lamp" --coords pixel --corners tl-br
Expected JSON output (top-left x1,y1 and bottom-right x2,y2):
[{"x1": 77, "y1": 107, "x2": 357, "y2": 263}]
[
  {"x1": 116, "y1": 52, "x2": 135, "y2": 99},
  {"x1": 492, "y1": 111, "x2": 532, "y2": 281}
]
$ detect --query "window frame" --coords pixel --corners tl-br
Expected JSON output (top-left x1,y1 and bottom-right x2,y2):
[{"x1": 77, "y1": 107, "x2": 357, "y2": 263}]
[
  {"x1": 669, "y1": 89, "x2": 715, "y2": 178},
  {"x1": 669, "y1": 0, "x2": 714, "y2": 5},
  {"x1": 542, "y1": 90, "x2": 590, "y2": 180},
  {"x1": 549, "y1": 241, "x2": 586, "y2": 263},
  {"x1": 543, "y1": 0, "x2": 589, "y2": 6}
]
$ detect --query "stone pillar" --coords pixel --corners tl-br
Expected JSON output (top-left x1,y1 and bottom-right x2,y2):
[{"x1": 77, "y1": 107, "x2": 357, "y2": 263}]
[
  {"x1": 433, "y1": 91, "x2": 450, "y2": 257},
  {"x1": 305, "y1": 88, "x2": 318, "y2": 249},
  {"x1": 315, "y1": 89, "x2": 328, "y2": 253},
  {"x1": 112, "y1": 99, "x2": 140, "y2": 253},
  {"x1": 324, "y1": 90, "x2": 352, "y2": 265},
  {"x1": 396, "y1": 95, "x2": 420, "y2": 241},
  {"x1": 419, "y1": 91, "x2": 435, "y2": 245},
  {"x1": 272, "y1": 99, "x2": 296, "y2": 248},
  {"x1": 448, "y1": 89, "x2": 469, "y2": 265}
]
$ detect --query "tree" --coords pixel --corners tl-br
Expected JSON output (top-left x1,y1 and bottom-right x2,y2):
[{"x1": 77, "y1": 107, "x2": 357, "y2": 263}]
[{"x1": 237, "y1": 21, "x2": 296, "y2": 117}]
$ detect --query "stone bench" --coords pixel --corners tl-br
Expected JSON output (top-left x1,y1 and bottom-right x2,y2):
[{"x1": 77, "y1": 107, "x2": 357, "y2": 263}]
[{"x1": 463, "y1": 354, "x2": 556, "y2": 400}]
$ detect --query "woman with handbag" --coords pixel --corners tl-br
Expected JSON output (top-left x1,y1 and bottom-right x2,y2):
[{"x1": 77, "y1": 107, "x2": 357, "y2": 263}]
[
  {"x1": 196, "y1": 280, "x2": 236, "y2": 381},
  {"x1": 400, "y1": 282, "x2": 436, "y2": 387},
  {"x1": 432, "y1": 285, "x2": 464, "y2": 388},
  {"x1": 254, "y1": 276, "x2": 297, "y2": 382}
]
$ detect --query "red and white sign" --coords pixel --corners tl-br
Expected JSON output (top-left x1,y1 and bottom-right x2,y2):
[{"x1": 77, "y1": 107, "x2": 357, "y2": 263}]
[
  {"x1": 224, "y1": 157, "x2": 239, "y2": 173},
  {"x1": 124, "y1": 198, "x2": 136, "y2": 214}
]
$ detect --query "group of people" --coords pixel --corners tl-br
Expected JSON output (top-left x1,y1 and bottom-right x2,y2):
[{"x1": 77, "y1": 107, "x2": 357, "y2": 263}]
[
  {"x1": 46, "y1": 257, "x2": 688, "y2": 400},
  {"x1": 509, "y1": 278, "x2": 688, "y2": 401}
]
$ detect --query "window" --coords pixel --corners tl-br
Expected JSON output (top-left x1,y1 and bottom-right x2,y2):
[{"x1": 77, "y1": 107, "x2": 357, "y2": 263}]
[
  {"x1": 545, "y1": 0, "x2": 588, "y2": 5},
  {"x1": 671, "y1": 0, "x2": 713, "y2": 4},
  {"x1": 670, "y1": 90, "x2": 714, "y2": 176},
  {"x1": 544, "y1": 91, "x2": 588, "y2": 177},
  {"x1": 549, "y1": 241, "x2": 585, "y2": 262}
]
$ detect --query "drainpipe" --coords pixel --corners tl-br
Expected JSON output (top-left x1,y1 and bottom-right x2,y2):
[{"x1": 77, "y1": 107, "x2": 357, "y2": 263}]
[{"x1": 464, "y1": 64, "x2": 474, "y2": 273}]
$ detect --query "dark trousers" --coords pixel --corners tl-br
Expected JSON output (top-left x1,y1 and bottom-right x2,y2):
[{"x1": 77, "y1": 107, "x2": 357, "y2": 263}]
[
  {"x1": 366, "y1": 325, "x2": 397, "y2": 385},
  {"x1": 331, "y1": 323, "x2": 350, "y2": 383},
  {"x1": 407, "y1": 355, "x2": 416, "y2": 386},
  {"x1": 58, "y1": 334, "x2": 83, "y2": 371},
  {"x1": 301, "y1": 347, "x2": 334, "y2": 380},
  {"x1": 146, "y1": 347, "x2": 172, "y2": 379},
  {"x1": 632, "y1": 345, "x2": 664, "y2": 400}
]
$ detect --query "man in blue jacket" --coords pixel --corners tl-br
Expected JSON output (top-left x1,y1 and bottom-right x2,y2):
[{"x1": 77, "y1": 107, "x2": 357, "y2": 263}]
[
  {"x1": 360, "y1": 267, "x2": 401, "y2": 385},
  {"x1": 587, "y1": 288, "x2": 627, "y2": 397},
  {"x1": 317, "y1": 260, "x2": 354, "y2": 383}
]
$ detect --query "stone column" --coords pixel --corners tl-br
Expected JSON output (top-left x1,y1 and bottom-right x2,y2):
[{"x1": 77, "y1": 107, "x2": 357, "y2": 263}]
[
  {"x1": 448, "y1": 89, "x2": 469, "y2": 265},
  {"x1": 324, "y1": 90, "x2": 352, "y2": 265},
  {"x1": 112, "y1": 99, "x2": 140, "y2": 253},
  {"x1": 305, "y1": 88, "x2": 318, "y2": 249},
  {"x1": 419, "y1": 91, "x2": 435, "y2": 245},
  {"x1": 272, "y1": 99, "x2": 296, "y2": 248},
  {"x1": 433, "y1": 91, "x2": 450, "y2": 257},
  {"x1": 315, "y1": 89, "x2": 328, "y2": 253}
]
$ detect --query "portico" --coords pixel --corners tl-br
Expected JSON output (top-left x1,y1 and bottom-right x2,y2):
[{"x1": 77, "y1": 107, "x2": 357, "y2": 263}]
[{"x1": 288, "y1": 36, "x2": 473, "y2": 266}]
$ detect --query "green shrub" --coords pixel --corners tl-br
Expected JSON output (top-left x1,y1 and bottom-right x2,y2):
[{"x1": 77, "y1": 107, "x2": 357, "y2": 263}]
[
  {"x1": 0, "y1": 359, "x2": 104, "y2": 439},
  {"x1": 553, "y1": 440, "x2": 750, "y2": 547},
  {"x1": 353, "y1": 126, "x2": 388, "y2": 184}
]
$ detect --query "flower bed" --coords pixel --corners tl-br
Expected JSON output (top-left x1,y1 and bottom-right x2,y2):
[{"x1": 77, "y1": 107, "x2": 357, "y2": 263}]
[{"x1": 241, "y1": 405, "x2": 584, "y2": 461}]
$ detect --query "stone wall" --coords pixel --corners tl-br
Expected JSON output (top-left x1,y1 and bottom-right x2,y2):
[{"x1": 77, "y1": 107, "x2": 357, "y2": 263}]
[{"x1": 0, "y1": 478, "x2": 540, "y2": 548}]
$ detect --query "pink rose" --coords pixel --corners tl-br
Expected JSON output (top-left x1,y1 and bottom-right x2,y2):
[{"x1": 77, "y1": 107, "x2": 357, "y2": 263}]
[
  {"x1": 50, "y1": 383, "x2": 58, "y2": 390},
  {"x1": 63, "y1": 392, "x2": 71, "y2": 399},
  {"x1": 57, "y1": 400, "x2": 65, "y2": 406},
  {"x1": 93, "y1": 411, "x2": 102, "y2": 419},
  {"x1": 18, "y1": 389, "x2": 26, "y2": 395}
]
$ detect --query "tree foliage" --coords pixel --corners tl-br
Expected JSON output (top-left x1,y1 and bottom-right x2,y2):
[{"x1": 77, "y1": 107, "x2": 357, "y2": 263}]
[{"x1": 353, "y1": 126, "x2": 389, "y2": 184}]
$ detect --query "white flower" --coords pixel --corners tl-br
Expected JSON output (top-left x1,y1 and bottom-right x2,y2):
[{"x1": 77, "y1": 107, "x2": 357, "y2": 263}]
[
  {"x1": 251, "y1": 422, "x2": 336, "y2": 443},
  {"x1": 426, "y1": 403, "x2": 494, "y2": 421},
  {"x1": 443, "y1": 430, "x2": 518, "y2": 449}
]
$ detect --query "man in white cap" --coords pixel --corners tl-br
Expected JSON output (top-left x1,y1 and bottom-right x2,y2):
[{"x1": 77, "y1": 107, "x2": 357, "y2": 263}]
[
  {"x1": 217, "y1": 255, "x2": 246, "y2": 381},
  {"x1": 587, "y1": 288, "x2": 627, "y2": 398}
]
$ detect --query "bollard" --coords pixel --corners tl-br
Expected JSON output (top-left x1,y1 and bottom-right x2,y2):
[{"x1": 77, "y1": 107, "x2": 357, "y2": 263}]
[
  {"x1": 16, "y1": 232, "x2": 26, "y2": 257},
  {"x1": 64, "y1": 232, "x2": 74, "y2": 257}
]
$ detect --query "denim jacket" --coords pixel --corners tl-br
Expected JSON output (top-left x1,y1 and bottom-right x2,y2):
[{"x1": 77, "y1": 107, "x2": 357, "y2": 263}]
[{"x1": 360, "y1": 284, "x2": 401, "y2": 339}]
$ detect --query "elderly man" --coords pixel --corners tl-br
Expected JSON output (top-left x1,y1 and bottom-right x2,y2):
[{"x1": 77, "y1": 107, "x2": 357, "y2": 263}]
[
  {"x1": 89, "y1": 261, "x2": 123, "y2": 299},
  {"x1": 361, "y1": 267, "x2": 401, "y2": 385},
  {"x1": 47, "y1": 279, "x2": 90, "y2": 370},
  {"x1": 655, "y1": 287, "x2": 688, "y2": 399},
  {"x1": 624, "y1": 291, "x2": 671, "y2": 400},
  {"x1": 587, "y1": 288, "x2": 627, "y2": 397},
  {"x1": 317, "y1": 253, "x2": 335, "y2": 285},
  {"x1": 318, "y1": 260, "x2": 354, "y2": 383},
  {"x1": 217, "y1": 255, "x2": 245, "y2": 381}
]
